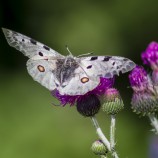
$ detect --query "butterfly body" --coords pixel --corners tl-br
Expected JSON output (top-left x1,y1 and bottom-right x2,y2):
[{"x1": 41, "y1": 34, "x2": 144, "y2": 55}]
[
  {"x1": 53, "y1": 56, "x2": 79, "y2": 87},
  {"x1": 2, "y1": 28, "x2": 136, "y2": 95}
]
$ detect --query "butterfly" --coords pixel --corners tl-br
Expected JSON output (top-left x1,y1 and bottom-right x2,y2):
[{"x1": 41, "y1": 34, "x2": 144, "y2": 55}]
[{"x1": 2, "y1": 28, "x2": 136, "y2": 96}]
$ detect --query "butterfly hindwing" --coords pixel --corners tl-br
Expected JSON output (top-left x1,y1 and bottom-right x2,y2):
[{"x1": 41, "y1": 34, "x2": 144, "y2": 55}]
[
  {"x1": 59, "y1": 55, "x2": 136, "y2": 95},
  {"x1": 79, "y1": 56, "x2": 135, "y2": 78},
  {"x1": 2, "y1": 28, "x2": 63, "y2": 59},
  {"x1": 57, "y1": 66, "x2": 100, "y2": 95}
]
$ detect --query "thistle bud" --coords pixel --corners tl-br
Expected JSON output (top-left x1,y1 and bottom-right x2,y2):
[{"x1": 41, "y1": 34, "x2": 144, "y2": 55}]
[
  {"x1": 102, "y1": 88, "x2": 124, "y2": 115},
  {"x1": 91, "y1": 140, "x2": 108, "y2": 156}
]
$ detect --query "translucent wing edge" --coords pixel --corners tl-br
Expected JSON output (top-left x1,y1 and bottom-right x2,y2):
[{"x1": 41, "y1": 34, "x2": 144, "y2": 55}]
[{"x1": 2, "y1": 28, "x2": 64, "y2": 58}]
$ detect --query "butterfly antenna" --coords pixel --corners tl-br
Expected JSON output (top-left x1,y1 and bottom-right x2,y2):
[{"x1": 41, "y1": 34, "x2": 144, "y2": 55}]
[
  {"x1": 77, "y1": 52, "x2": 93, "y2": 57},
  {"x1": 65, "y1": 45, "x2": 73, "y2": 57}
]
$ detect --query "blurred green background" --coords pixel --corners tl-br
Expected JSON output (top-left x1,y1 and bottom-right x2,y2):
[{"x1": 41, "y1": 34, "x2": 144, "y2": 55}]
[{"x1": 1, "y1": 0, "x2": 158, "y2": 158}]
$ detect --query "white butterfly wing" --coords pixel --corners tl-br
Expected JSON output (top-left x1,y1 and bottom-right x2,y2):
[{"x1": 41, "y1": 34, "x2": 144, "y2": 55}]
[
  {"x1": 79, "y1": 56, "x2": 136, "y2": 78},
  {"x1": 26, "y1": 59, "x2": 57, "y2": 91},
  {"x1": 57, "y1": 56, "x2": 135, "y2": 95},
  {"x1": 2, "y1": 28, "x2": 64, "y2": 58},
  {"x1": 2, "y1": 28, "x2": 63, "y2": 91},
  {"x1": 58, "y1": 66, "x2": 100, "y2": 95}
]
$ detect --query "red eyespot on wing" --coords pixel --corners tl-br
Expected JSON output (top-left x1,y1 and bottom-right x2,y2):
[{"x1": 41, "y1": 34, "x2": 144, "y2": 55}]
[
  {"x1": 37, "y1": 65, "x2": 45, "y2": 72},
  {"x1": 81, "y1": 77, "x2": 89, "y2": 83}
]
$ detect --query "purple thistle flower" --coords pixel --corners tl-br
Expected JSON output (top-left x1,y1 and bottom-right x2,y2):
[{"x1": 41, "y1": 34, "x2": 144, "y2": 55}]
[
  {"x1": 141, "y1": 41, "x2": 158, "y2": 70},
  {"x1": 141, "y1": 41, "x2": 158, "y2": 93},
  {"x1": 51, "y1": 77, "x2": 115, "y2": 117},
  {"x1": 129, "y1": 65, "x2": 150, "y2": 92},
  {"x1": 131, "y1": 92, "x2": 158, "y2": 115},
  {"x1": 52, "y1": 77, "x2": 115, "y2": 106},
  {"x1": 129, "y1": 66, "x2": 158, "y2": 115}
]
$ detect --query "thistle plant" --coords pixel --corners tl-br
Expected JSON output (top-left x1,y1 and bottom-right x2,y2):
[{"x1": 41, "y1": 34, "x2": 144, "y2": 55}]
[
  {"x1": 2, "y1": 28, "x2": 137, "y2": 158},
  {"x1": 52, "y1": 77, "x2": 126, "y2": 158},
  {"x1": 52, "y1": 41, "x2": 158, "y2": 158},
  {"x1": 129, "y1": 41, "x2": 158, "y2": 134}
]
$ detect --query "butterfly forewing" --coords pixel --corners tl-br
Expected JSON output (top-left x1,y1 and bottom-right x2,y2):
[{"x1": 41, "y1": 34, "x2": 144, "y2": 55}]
[
  {"x1": 2, "y1": 28, "x2": 64, "y2": 59},
  {"x1": 2, "y1": 28, "x2": 63, "y2": 91},
  {"x1": 79, "y1": 56, "x2": 135, "y2": 78}
]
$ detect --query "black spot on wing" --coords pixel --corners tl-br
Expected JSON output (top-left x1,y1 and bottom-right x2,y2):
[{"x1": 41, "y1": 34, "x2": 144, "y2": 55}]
[
  {"x1": 90, "y1": 56, "x2": 98, "y2": 60},
  {"x1": 103, "y1": 56, "x2": 112, "y2": 61},
  {"x1": 87, "y1": 65, "x2": 92, "y2": 69},
  {"x1": 43, "y1": 45, "x2": 50, "y2": 51},
  {"x1": 30, "y1": 39, "x2": 37, "y2": 45},
  {"x1": 22, "y1": 39, "x2": 25, "y2": 42},
  {"x1": 39, "y1": 52, "x2": 43, "y2": 56}
]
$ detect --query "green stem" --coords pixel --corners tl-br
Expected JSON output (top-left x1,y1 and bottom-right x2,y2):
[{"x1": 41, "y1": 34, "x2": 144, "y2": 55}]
[
  {"x1": 110, "y1": 115, "x2": 119, "y2": 158},
  {"x1": 110, "y1": 115, "x2": 116, "y2": 149},
  {"x1": 91, "y1": 115, "x2": 119, "y2": 158},
  {"x1": 91, "y1": 116, "x2": 111, "y2": 151}
]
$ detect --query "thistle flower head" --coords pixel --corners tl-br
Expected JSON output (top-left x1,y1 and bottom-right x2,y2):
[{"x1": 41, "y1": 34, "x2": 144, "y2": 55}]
[
  {"x1": 51, "y1": 77, "x2": 115, "y2": 117},
  {"x1": 129, "y1": 66, "x2": 158, "y2": 115},
  {"x1": 131, "y1": 92, "x2": 158, "y2": 116},
  {"x1": 76, "y1": 94, "x2": 101, "y2": 117},
  {"x1": 141, "y1": 41, "x2": 158, "y2": 70},
  {"x1": 129, "y1": 66, "x2": 150, "y2": 92},
  {"x1": 52, "y1": 77, "x2": 114, "y2": 106}
]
